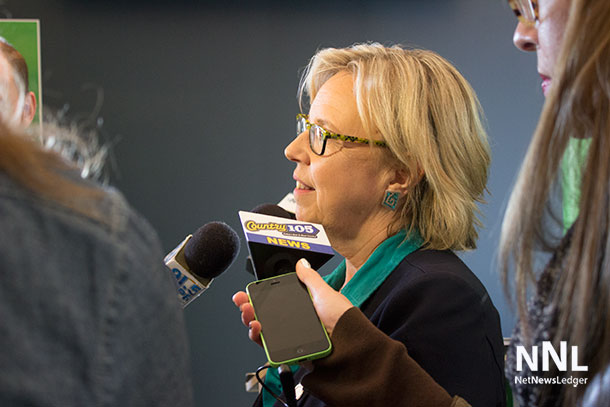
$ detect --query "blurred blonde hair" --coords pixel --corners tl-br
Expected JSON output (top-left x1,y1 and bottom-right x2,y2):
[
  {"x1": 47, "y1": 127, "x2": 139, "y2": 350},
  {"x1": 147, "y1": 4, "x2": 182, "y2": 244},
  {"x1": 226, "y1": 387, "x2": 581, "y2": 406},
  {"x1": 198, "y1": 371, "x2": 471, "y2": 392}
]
[{"x1": 299, "y1": 43, "x2": 490, "y2": 251}]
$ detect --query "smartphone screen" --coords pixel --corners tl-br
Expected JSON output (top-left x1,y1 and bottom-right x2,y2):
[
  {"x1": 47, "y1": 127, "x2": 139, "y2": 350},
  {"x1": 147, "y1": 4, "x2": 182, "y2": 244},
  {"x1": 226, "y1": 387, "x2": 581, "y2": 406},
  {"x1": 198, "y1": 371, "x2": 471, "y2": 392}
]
[{"x1": 247, "y1": 273, "x2": 332, "y2": 366}]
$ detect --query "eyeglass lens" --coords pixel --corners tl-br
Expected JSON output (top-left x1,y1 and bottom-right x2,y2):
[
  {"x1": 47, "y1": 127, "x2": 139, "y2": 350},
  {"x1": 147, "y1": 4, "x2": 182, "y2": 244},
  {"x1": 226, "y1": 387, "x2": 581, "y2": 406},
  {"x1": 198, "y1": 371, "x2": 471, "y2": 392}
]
[
  {"x1": 297, "y1": 116, "x2": 323, "y2": 155},
  {"x1": 297, "y1": 116, "x2": 307, "y2": 135},
  {"x1": 511, "y1": 0, "x2": 537, "y2": 23},
  {"x1": 309, "y1": 126, "x2": 325, "y2": 155}
]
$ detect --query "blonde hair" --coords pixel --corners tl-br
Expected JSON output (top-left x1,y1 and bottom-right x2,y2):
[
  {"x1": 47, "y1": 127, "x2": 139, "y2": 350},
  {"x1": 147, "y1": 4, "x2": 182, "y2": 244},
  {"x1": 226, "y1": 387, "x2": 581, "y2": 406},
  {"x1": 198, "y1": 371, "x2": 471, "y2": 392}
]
[
  {"x1": 299, "y1": 43, "x2": 490, "y2": 251},
  {"x1": 500, "y1": 0, "x2": 610, "y2": 404}
]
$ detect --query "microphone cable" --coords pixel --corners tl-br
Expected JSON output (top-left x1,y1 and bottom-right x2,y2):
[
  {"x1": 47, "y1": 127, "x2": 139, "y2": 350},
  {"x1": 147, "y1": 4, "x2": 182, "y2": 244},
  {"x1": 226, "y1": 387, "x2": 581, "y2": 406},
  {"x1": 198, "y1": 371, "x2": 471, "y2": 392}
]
[
  {"x1": 278, "y1": 364, "x2": 297, "y2": 407},
  {"x1": 255, "y1": 364, "x2": 298, "y2": 407}
]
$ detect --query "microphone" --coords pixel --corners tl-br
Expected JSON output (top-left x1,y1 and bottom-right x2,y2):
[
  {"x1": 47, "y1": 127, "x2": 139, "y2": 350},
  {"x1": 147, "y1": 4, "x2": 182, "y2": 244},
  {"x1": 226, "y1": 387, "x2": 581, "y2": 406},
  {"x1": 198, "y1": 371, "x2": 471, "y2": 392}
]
[
  {"x1": 239, "y1": 205, "x2": 334, "y2": 280},
  {"x1": 164, "y1": 222, "x2": 240, "y2": 307},
  {"x1": 245, "y1": 204, "x2": 295, "y2": 276},
  {"x1": 251, "y1": 203, "x2": 296, "y2": 220}
]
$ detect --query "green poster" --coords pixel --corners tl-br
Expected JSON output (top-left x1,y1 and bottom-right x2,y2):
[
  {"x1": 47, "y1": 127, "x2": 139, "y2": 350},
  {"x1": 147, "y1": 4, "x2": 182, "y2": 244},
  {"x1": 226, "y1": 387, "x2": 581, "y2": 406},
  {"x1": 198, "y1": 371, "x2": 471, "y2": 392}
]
[{"x1": 0, "y1": 19, "x2": 41, "y2": 124}]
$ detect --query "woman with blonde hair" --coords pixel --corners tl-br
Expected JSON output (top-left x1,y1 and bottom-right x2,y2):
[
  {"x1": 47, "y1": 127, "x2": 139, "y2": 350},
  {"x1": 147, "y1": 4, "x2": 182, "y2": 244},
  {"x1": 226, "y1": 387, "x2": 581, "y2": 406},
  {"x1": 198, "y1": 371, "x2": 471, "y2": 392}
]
[
  {"x1": 234, "y1": 43, "x2": 505, "y2": 407},
  {"x1": 252, "y1": 0, "x2": 610, "y2": 405}
]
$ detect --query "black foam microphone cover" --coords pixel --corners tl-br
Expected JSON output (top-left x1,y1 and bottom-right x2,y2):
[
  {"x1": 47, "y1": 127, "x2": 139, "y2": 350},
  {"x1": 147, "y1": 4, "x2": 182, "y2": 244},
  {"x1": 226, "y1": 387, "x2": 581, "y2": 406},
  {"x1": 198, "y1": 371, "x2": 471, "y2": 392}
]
[
  {"x1": 251, "y1": 203, "x2": 296, "y2": 220},
  {"x1": 184, "y1": 221, "x2": 240, "y2": 279}
]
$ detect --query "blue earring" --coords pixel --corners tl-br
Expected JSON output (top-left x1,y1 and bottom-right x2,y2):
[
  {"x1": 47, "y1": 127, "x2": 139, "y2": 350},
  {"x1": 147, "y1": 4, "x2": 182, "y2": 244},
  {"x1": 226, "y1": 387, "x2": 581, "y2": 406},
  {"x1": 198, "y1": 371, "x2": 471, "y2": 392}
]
[{"x1": 382, "y1": 191, "x2": 400, "y2": 210}]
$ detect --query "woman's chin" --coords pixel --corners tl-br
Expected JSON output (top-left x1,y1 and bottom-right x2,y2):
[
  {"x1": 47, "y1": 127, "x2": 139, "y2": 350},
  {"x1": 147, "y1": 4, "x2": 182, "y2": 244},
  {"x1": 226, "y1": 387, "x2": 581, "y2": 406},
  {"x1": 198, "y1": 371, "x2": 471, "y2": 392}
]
[{"x1": 295, "y1": 207, "x2": 318, "y2": 224}]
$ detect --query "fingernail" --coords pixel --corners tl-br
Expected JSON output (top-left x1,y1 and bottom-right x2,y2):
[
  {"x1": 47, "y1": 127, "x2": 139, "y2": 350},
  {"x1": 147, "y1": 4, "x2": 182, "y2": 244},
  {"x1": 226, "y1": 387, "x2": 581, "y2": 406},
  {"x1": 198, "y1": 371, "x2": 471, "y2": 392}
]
[{"x1": 300, "y1": 258, "x2": 311, "y2": 268}]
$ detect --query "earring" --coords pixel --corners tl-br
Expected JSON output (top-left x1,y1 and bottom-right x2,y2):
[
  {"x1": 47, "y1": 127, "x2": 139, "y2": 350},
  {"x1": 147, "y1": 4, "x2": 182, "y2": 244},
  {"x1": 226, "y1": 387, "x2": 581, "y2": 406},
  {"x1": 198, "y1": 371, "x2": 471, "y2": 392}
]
[{"x1": 382, "y1": 191, "x2": 400, "y2": 210}]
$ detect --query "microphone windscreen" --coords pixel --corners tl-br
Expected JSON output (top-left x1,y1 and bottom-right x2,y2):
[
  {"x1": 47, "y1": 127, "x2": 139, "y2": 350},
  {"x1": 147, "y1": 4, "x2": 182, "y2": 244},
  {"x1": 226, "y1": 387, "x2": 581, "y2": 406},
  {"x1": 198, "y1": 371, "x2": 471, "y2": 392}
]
[
  {"x1": 251, "y1": 203, "x2": 296, "y2": 220},
  {"x1": 184, "y1": 221, "x2": 240, "y2": 279}
]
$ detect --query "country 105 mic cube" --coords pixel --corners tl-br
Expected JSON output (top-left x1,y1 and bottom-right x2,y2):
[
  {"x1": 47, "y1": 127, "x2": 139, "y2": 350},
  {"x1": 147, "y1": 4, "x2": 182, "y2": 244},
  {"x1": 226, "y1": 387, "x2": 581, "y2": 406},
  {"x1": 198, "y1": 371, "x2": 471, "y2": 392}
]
[{"x1": 238, "y1": 211, "x2": 335, "y2": 280}]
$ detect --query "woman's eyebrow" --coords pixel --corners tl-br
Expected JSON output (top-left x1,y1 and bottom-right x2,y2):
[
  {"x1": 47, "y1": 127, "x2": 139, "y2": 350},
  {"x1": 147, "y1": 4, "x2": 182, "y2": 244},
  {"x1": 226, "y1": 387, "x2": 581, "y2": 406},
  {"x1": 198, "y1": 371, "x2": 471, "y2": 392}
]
[{"x1": 312, "y1": 117, "x2": 339, "y2": 133}]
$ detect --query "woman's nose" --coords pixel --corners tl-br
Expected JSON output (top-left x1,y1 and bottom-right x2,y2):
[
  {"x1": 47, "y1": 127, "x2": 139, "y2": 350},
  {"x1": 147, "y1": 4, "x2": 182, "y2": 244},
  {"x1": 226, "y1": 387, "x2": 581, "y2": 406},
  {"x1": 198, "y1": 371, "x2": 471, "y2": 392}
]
[
  {"x1": 513, "y1": 21, "x2": 538, "y2": 52},
  {"x1": 284, "y1": 131, "x2": 310, "y2": 164}
]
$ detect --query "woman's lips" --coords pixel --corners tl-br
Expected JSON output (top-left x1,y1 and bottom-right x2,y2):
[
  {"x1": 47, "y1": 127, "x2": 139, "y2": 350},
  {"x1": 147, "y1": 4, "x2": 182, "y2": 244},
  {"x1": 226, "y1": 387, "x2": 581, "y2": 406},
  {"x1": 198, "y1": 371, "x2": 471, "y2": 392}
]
[
  {"x1": 294, "y1": 178, "x2": 314, "y2": 194},
  {"x1": 296, "y1": 180, "x2": 314, "y2": 190},
  {"x1": 540, "y1": 74, "x2": 552, "y2": 97}
]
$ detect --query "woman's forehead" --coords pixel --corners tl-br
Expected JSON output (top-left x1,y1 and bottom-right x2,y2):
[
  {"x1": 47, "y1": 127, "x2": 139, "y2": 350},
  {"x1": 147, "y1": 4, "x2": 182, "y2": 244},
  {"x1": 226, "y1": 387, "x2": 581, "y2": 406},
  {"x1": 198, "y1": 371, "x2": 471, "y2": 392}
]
[{"x1": 309, "y1": 73, "x2": 362, "y2": 133}]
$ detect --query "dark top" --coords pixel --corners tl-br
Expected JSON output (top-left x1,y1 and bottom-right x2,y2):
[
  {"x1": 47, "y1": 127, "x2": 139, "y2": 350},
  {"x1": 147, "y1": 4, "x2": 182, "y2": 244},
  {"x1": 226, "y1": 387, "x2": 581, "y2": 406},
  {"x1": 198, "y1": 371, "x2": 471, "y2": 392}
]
[
  {"x1": 256, "y1": 249, "x2": 506, "y2": 407},
  {"x1": 0, "y1": 172, "x2": 194, "y2": 407},
  {"x1": 504, "y1": 227, "x2": 610, "y2": 407}
]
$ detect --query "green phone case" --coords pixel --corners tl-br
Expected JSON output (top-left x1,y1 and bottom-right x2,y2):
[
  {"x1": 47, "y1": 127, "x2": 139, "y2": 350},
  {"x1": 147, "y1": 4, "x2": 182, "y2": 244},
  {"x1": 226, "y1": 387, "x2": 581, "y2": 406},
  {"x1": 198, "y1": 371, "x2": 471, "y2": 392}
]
[{"x1": 246, "y1": 272, "x2": 332, "y2": 367}]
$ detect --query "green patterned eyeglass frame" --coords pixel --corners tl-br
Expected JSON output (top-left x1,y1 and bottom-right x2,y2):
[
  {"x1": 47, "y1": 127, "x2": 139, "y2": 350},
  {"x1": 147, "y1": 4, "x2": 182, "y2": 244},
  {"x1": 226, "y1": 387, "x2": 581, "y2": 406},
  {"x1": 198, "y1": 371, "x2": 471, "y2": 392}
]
[
  {"x1": 508, "y1": 0, "x2": 539, "y2": 27},
  {"x1": 296, "y1": 114, "x2": 387, "y2": 156}
]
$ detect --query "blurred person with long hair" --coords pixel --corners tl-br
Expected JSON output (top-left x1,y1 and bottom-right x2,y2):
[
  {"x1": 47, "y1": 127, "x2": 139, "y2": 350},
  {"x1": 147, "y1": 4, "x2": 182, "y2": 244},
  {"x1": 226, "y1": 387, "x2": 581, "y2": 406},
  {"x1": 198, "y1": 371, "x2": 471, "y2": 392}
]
[
  {"x1": 0, "y1": 71, "x2": 193, "y2": 406},
  {"x1": 502, "y1": 0, "x2": 610, "y2": 405}
]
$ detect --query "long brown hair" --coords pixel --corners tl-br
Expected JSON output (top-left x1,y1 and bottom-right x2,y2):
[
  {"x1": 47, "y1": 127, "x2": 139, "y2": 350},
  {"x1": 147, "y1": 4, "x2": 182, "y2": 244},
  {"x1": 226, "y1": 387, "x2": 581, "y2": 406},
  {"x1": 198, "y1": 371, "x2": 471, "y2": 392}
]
[
  {"x1": 500, "y1": 0, "x2": 610, "y2": 404},
  {"x1": 0, "y1": 121, "x2": 103, "y2": 220}
]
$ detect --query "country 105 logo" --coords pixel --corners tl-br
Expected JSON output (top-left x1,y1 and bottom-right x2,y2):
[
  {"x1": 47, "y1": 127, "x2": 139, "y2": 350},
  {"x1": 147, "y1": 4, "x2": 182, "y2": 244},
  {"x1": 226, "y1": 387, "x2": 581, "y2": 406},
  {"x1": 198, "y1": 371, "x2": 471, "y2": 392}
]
[
  {"x1": 245, "y1": 220, "x2": 320, "y2": 238},
  {"x1": 513, "y1": 341, "x2": 589, "y2": 388}
]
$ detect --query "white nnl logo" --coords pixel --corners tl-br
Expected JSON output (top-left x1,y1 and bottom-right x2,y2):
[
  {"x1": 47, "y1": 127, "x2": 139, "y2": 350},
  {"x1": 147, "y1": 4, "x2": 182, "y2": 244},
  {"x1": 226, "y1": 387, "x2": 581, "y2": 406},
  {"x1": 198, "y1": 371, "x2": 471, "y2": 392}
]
[{"x1": 516, "y1": 341, "x2": 588, "y2": 372}]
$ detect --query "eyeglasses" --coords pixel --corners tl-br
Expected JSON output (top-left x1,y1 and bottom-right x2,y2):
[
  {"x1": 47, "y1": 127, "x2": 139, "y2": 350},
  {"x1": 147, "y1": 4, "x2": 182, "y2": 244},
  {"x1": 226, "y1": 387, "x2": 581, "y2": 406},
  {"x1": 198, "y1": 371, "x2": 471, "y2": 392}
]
[
  {"x1": 508, "y1": 0, "x2": 539, "y2": 26},
  {"x1": 296, "y1": 114, "x2": 387, "y2": 156}
]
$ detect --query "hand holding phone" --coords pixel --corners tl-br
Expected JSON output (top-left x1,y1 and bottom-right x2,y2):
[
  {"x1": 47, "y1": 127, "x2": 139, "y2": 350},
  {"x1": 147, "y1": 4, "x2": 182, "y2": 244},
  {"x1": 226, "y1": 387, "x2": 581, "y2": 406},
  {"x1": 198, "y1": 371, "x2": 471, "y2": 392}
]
[
  {"x1": 294, "y1": 259, "x2": 354, "y2": 336},
  {"x1": 246, "y1": 272, "x2": 332, "y2": 367},
  {"x1": 232, "y1": 291, "x2": 263, "y2": 346}
]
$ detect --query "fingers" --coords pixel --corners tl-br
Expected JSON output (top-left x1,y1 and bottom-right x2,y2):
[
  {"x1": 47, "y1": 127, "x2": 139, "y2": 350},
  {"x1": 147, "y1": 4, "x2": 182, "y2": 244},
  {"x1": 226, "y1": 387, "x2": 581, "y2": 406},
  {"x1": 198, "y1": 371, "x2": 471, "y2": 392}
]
[
  {"x1": 232, "y1": 291, "x2": 256, "y2": 327},
  {"x1": 248, "y1": 320, "x2": 262, "y2": 346},
  {"x1": 232, "y1": 291, "x2": 249, "y2": 308},
  {"x1": 233, "y1": 290, "x2": 263, "y2": 347},
  {"x1": 240, "y1": 303, "x2": 256, "y2": 328}
]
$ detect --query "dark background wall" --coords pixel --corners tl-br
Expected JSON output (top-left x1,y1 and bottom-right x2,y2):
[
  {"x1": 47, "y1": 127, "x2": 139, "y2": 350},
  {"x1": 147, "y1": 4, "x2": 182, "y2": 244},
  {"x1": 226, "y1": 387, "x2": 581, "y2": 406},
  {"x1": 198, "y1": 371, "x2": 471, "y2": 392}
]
[{"x1": 8, "y1": 0, "x2": 543, "y2": 405}]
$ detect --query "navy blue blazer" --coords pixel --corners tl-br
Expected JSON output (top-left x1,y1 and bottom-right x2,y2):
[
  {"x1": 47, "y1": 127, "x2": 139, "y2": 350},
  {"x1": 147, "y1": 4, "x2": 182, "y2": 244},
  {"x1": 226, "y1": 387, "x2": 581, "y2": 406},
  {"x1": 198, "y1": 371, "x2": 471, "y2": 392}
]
[{"x1": 259, "y1": 249, "x2": 506, "y2": 407}]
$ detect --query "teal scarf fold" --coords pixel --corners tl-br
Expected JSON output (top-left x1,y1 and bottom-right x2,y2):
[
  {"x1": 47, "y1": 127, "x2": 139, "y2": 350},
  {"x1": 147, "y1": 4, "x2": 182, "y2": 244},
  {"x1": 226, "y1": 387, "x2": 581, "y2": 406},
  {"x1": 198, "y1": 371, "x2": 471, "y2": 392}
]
[
  {"x1": 561, "y1": 137, "x2": 591, "y2": 230},
  {"x1": 262, "y1": 230, "x2": 422, "y2": 406},
  {"x1": 322, "y1": 229, "x2": 422, "y2": 307}
]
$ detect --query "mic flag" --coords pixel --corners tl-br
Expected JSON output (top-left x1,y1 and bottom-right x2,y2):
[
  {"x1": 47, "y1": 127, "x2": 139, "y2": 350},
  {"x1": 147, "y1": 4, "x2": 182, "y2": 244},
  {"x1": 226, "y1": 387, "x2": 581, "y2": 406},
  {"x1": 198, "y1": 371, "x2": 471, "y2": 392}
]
[
  {"x1": 238, "y1": 211, "x2": 334, "y2": 279},
  {"x1": 164, "y1": 222, "x2": 239, "y2": 307},
  {"x1": 165, "y1": 235, "x2": 204, "y2": 307}
]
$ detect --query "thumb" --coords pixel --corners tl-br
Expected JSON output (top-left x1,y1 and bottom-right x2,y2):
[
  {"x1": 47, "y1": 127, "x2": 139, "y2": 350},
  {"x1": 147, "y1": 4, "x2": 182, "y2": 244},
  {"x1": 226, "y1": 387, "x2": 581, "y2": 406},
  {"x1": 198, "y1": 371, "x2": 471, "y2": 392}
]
[
  {"x1": 295, "y1": 258, "x2": 353, "y2": 335},
  {"x1": 295, "y1": 258, "x2": 331, "y2": 297}
]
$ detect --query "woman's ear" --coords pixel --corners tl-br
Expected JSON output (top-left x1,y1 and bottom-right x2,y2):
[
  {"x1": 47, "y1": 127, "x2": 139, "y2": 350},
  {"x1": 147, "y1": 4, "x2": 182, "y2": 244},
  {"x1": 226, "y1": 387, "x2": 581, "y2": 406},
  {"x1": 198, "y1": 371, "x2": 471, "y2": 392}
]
[
  {"x1": 21, "y1": 91, "x2": 36, "y2": 127},
  {"x1": 387, "y1": 165, "x2": 423, "y2": 195}
]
